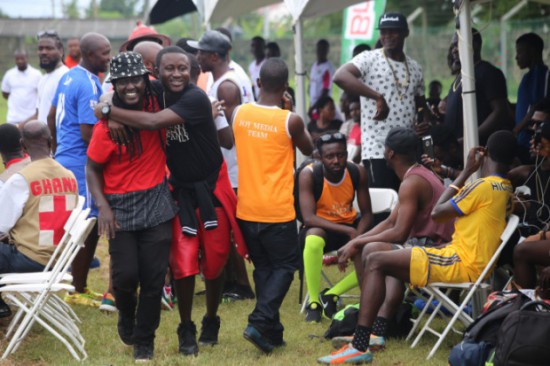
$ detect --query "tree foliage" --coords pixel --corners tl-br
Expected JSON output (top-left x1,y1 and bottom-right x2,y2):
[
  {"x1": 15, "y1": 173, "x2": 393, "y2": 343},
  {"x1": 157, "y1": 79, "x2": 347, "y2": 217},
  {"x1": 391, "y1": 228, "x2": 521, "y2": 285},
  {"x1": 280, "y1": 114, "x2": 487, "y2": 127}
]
[
  {"x1": 63, "y1": 0, "x2": 81, "y2": 19},
  {"x1": 98, "y1": 0, "x2": 139, "y2": 18}
]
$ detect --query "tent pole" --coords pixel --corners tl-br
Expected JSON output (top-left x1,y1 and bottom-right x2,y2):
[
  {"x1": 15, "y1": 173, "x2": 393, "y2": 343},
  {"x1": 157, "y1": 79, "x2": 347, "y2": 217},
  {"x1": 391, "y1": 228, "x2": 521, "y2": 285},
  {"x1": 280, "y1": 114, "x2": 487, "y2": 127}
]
[
  {"x1": 293, "y1": 18, "x2": 307, "y2": 164},
  {"x1": 457, "y1": 0, "x2": 479, "y2": 171}
]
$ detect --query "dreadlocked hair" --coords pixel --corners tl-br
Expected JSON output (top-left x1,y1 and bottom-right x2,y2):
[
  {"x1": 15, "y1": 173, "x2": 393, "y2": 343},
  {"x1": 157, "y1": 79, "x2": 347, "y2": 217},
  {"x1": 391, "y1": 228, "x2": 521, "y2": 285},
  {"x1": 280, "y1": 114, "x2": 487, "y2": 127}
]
[{"x1": 111, "y1": 76, "x2": 160, "y2": 161}]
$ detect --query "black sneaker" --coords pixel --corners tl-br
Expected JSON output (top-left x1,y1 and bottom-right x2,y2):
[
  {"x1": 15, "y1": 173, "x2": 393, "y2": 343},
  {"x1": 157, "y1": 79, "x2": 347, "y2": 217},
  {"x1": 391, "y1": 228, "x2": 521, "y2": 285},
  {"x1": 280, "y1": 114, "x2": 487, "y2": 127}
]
[
  {"x1": 319, "y1": 288, "x2": 339, "y2": 319},
  {"x1": 134, "y1": 343, "x2": 154, "y2": 363},
  {"x1": 0, "y1": 301, "x2": 12, "y2": 319},
  {"x1": 243, "y1": 325, "x2": 274, "y2": 354},
  {"x1": 117, "y1": 313, "x2": 135, "y2": 346},
  {"x1": 177, "y1": 321, "x2": 198, "y2": 356},
  {"x1": 305, "y1": 302, "x2": 322, "y2": 323},
  {"x1": 198, "y1": 315, "x2": 220, "y2": 346},
  {"x1": 223, "y1": 284, "x2": 255, "y2": 300}
]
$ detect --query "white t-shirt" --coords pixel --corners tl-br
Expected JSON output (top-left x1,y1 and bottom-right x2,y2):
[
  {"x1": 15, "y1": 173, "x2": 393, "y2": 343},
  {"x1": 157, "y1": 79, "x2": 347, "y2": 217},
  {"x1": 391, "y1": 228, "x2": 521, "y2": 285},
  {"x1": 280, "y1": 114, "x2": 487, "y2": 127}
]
[
  {"x1": 37, "y1": 65, "x2": 69, "y2": 124},
  {"x1": 1, "y1": 65, "x2": 42, "y2": 124},
  {"x1": 309, "y1": 60, "x2": 335, "y2": 107},
  {"x1": 350, "y1": 49, "x2": 424, "y2": 160},
  {"x1": 0, "y1": 174, "x2": 28, "y2": 234},
  {"x1": 230, "y1": 60, "x2": 254, "y2": 103},
  {"x1": 248, "y1": 58, "x2": 265, "y2": 100}
]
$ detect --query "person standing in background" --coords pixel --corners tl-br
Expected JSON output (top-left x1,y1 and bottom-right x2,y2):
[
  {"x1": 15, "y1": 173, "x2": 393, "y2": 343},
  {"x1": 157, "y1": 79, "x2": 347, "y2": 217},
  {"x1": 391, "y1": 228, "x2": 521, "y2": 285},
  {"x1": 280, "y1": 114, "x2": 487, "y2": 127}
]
[
  {"x1": 309, "y1": 39, "x2": 335, "y2": 109},
  {"x1": 64, "y1": 37, "x2": 81, "y2": 69},
  {"x1": 248, "y1": 36, "x2": 266, "y2": 100},
  {"x1": 2, "y1": 50, "x2": 41, "y2": 126}
]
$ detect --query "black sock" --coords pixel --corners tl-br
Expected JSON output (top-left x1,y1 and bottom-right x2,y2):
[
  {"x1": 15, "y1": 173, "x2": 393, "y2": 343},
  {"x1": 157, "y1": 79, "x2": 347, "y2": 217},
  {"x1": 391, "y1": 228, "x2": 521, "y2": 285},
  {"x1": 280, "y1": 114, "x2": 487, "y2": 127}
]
[
  {"x1": 352, "y1": 325, "x2": 371, "y2": 352},
  {"x1": 372, "y1": 316, "x2": 388, "y2": 337}
]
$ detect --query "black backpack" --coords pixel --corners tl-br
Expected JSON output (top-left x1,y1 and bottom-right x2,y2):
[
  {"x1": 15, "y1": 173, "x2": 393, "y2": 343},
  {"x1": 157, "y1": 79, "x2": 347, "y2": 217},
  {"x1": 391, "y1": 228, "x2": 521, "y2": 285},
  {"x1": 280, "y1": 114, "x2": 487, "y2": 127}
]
[
  {"x1": 294, "y1": 160, "x2": 360, "y2": 223},
  {"x1": 494, "y1": 300, "x2": 550, "y2": 366}
]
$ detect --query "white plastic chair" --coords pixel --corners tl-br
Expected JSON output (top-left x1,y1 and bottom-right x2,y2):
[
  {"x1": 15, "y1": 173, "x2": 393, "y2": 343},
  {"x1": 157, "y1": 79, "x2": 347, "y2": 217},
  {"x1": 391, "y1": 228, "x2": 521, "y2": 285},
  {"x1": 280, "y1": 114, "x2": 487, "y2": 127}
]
[
  {"x1": 408, "y1": 214, "x2": 519, "y2": 360},
  {"x1": 300, "y1": 188, "x2": 399, "y2": 312},
  {"x1": 0, "y1": 206, "x2": 95, "y2": 361}
]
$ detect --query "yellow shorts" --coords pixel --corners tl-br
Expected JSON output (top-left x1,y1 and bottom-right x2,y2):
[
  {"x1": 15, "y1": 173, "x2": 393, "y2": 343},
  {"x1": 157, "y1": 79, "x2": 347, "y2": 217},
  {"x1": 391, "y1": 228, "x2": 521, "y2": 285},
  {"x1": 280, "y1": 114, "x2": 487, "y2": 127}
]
[{"x1": 410, "y1": 246, "x2": 473, "y2": 288}]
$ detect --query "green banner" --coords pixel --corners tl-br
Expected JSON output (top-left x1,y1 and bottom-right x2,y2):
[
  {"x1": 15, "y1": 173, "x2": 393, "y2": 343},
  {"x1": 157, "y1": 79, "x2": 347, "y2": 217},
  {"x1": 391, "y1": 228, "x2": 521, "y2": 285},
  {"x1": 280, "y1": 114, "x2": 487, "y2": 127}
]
[{"x1": 340, "y1": 0, "x2": 387, "y2": 65}]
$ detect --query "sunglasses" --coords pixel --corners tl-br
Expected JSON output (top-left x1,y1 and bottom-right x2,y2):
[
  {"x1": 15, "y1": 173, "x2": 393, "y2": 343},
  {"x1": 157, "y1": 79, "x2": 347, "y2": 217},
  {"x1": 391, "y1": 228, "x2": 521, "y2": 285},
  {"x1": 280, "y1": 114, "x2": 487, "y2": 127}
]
[
  {"x1": 319, "y1": 132, "x2": 346, "y2": 143},
  {"x1": 37, "y1": 30, "x2": 59, "y2": 39}
]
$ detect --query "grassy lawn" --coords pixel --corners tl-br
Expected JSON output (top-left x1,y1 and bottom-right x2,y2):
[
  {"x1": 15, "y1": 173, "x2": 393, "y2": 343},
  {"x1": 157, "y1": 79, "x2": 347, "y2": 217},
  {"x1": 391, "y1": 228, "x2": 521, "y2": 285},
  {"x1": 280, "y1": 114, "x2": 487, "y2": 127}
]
[{"x1": 0, "y1": 241, "x2": 460, "y2": 365}]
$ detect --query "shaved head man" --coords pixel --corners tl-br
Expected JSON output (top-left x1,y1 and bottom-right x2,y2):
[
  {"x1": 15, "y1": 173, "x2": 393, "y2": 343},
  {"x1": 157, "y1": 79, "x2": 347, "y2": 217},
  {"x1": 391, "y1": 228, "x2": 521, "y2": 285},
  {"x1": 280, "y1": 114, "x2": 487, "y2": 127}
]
[
  {"x1": 47, "y1": 32, "x2": 112, "y2": 308},
  {"x1": 133, "y1": 41, "x2": 163, "y2": 74}
]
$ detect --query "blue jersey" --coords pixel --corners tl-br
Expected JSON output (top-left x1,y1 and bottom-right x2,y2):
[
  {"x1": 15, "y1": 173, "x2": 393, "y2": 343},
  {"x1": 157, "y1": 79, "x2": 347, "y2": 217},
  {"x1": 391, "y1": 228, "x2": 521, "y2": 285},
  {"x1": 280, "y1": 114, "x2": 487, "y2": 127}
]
[{"x1": 52, "y1": 66, "x2": 102, "y2": 167}]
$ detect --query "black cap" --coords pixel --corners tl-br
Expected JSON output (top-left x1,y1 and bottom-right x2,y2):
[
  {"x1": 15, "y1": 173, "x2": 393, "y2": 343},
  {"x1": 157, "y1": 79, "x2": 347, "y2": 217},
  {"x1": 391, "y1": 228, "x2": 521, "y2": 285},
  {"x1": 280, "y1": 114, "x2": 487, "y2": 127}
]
[
  {"x1": 385, "y1": 127, "x2": 418, "y2": 155},
  {"x1": 378, "y1": 12, "x2": 408, "y2": 31},
  {"x1": 187, "y1": 30, "x2": 231, "y2": 55}
]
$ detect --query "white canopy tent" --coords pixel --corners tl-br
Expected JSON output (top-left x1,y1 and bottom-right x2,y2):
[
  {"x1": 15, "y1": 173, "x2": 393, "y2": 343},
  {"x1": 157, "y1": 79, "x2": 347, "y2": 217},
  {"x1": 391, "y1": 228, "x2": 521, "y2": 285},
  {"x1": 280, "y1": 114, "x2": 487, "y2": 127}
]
[{"x1": 186, "y1": 0, "x2": 481, "y2": 164}]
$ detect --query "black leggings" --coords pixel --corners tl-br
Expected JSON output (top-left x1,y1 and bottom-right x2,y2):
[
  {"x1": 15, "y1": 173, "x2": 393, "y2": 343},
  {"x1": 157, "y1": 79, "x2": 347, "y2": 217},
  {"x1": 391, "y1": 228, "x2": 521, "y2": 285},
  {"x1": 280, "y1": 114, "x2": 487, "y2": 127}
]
[{"x1": 109, "y1": 220, "x2": 172, "y2": 346}]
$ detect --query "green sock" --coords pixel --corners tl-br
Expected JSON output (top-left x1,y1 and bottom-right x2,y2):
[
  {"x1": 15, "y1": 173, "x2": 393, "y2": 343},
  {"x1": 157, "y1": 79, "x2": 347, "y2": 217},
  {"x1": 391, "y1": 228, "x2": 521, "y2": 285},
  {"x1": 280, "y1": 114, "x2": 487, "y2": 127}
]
[
  {"x1": 326, "y1": 271, "x2": 358, "y2": 296},
  {"x1": 304, "y1": 235, "x2": 325, "y2": 304}
]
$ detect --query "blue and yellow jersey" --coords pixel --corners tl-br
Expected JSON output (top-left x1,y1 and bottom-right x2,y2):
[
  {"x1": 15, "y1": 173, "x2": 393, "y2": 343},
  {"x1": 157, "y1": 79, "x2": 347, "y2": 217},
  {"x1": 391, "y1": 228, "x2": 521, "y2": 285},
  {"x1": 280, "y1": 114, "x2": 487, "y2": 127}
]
[{"x1": 449, "y1": 175, "x2": 513, "y2": 279}]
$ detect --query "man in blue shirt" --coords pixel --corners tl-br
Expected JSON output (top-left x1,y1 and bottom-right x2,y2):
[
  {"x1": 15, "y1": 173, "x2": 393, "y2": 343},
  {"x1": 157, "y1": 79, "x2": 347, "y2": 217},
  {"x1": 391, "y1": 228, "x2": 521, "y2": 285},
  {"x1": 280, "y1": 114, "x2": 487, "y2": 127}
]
[
  {"x1": 47, "y1": 32, "x2": 111, "y2": 307},
  {"x1": 514, "y1": 32, "x2": 548, "y2": 163}
]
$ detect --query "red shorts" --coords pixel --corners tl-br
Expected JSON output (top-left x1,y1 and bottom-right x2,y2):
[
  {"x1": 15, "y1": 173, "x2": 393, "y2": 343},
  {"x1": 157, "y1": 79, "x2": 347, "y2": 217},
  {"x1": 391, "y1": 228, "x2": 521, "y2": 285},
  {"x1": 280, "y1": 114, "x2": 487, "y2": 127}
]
[{"x1": 170, "y1": 207, "x2": 231, "y2": 280}]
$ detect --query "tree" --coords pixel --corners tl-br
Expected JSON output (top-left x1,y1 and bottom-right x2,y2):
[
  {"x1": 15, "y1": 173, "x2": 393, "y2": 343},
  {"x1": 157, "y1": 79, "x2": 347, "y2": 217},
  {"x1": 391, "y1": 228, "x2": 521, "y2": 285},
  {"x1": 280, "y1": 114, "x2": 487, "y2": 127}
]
[
  {"x1": 99, "y1": 0, "x2": 139, "y2": 17},
  {"x1": 63, "y1": 0, "x2": 81, "y2": 19}
]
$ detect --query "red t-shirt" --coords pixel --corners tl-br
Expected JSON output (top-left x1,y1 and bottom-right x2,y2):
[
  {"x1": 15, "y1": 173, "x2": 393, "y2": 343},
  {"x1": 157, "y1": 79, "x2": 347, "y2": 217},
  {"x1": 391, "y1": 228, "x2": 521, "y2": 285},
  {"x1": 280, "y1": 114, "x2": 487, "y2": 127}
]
[
  {"x1": 87, "y1": 110, "x2": 167, "y2": 195},
  {"x1": 348, "y1": 123, "x2": 361, "y2": 146}
]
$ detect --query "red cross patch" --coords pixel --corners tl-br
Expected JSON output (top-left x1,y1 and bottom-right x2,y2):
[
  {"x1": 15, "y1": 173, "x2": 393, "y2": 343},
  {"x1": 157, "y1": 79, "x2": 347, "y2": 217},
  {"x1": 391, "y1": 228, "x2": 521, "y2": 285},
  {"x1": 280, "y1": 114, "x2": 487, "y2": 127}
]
[{"x1": 38, "y1": 195, "x2": 76, "y2": 246}]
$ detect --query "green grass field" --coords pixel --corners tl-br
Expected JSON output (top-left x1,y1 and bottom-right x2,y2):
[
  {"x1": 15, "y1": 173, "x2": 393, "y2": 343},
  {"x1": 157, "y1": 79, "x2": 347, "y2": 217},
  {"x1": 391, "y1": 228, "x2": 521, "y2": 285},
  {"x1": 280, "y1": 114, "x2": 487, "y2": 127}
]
[{"x1": 0, "y1": 248, "x2": 459, "y2": 365}]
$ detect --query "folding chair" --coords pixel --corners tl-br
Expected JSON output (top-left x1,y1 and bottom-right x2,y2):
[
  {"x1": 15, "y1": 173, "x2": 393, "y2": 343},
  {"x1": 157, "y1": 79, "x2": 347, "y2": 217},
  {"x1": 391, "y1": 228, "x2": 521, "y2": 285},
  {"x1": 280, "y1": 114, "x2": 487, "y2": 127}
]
[
  {"x1": 1, "y1": 207, "x2": 95, "y2": 361},
  {"x1": 299, "y1": 188, "x2": 398, "y2": 311},
  {"x1": 408, "y1": 214, "x2": 519, "y2": 360}
]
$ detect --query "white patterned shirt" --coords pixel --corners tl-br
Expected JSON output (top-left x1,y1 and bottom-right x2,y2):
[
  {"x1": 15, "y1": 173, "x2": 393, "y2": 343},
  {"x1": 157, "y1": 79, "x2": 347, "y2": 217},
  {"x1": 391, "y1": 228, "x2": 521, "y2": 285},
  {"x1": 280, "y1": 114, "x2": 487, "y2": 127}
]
[{"x1": 350, "y1": 49, "x2": 424, "y2": 160}]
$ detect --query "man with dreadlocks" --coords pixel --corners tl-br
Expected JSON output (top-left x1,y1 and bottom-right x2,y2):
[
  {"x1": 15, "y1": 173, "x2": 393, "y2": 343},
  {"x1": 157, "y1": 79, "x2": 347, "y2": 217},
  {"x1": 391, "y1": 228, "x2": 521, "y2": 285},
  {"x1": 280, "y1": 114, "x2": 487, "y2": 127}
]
[
  {"x1": 86, "y1": 52, "x2": 178, "y2": 362},
  {"x1": 95, "y1": 46, "x2": 247, "y2": 357}
]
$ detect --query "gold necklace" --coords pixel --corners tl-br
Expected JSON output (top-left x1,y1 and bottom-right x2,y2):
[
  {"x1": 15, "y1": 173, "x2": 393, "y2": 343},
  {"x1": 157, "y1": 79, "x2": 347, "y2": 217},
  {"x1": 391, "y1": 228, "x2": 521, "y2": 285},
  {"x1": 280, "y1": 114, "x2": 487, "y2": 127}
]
[
  {"x1": 383, "y1": 48, "x2": 410, "y2": 100},
  {"x1": 452, "y1": 76, "x2": 462, "y2": 92}
]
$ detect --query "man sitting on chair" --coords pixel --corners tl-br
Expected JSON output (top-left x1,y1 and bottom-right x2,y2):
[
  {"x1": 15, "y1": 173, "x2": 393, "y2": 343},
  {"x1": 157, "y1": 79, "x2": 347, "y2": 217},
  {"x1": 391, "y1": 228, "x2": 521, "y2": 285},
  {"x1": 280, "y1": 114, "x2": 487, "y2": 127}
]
[
  {"x1": 0, "y1": 121, "x2": 79, "y2": 318},
  {"x1": 318, "y1": 127, "x2": 454, "y2": 325},
  {"x1": 318, "y1": 130, "x2": 515, "y2": 365},
  {"x1": 299, "y1": 131, "x2": 373, "y2": 322}
]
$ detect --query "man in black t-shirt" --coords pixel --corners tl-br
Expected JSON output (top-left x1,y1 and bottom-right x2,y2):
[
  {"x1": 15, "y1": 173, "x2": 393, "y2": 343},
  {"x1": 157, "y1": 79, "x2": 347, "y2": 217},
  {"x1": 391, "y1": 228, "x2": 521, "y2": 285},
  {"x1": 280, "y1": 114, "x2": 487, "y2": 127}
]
[
  {"x1": 96, "y1": 46, "x2": 247, "y2": 357},
  {"x1": 443, "y1": 29, "x2": 513, "y2": 145}
]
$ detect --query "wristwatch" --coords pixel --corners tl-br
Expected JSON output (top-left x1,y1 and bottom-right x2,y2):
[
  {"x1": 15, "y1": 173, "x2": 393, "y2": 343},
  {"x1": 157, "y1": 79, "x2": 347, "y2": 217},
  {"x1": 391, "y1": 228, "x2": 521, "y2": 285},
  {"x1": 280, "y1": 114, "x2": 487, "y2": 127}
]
[{"x1": 101, "y1": 103, "x2": 111, "y2": 119}]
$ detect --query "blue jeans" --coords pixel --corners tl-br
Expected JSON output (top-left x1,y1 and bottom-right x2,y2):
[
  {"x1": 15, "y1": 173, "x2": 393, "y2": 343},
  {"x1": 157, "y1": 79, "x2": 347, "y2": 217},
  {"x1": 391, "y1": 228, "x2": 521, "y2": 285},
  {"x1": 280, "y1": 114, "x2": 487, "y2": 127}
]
[
  {"x1": 0, "y1": 242, "x2": 45, "y2": 274},
  {"x1": 238, "y1": 219, "x2": 297, "y2": 344}
]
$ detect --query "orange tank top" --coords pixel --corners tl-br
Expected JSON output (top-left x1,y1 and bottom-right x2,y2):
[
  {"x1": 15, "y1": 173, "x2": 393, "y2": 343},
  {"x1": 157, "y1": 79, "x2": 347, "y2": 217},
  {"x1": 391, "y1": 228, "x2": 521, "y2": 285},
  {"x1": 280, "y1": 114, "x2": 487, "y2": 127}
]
[
  {"x1": 312, "y1": 165, "x2": 357, "y2": 224},
  {"x1": 233, "y1": 103, "x2": 295, "y2": 222}
]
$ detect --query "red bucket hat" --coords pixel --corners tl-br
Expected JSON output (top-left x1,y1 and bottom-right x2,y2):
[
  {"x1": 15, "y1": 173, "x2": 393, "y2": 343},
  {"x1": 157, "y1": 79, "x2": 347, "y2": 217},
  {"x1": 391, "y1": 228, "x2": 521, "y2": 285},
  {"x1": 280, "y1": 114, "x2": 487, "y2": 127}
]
[{"x1": 119, "y1": 21, "x2": 171, "y2": 52}]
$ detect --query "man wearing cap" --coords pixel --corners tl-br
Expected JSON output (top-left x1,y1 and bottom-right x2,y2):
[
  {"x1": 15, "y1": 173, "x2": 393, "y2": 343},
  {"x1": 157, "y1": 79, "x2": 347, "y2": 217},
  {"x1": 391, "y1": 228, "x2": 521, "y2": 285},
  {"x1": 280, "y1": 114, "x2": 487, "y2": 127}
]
[
  {"x1": 316, "y1": 127, "x2": 453, "y2": 345},
  {"x1": 333, "y1": 12, "x2": 427, "y2": 192},
  {"x1": 319, "y1": 130, "x2": 514, "y2": 364},
  {"x1": 189, "y1": 30, "x2": 245, "y2": 190},
  {"x1": 47, "y1": 32, "x2": 111, "y2": 308},
  {"x1": 87, "y1": 52, "x2": 177, "y2": 362}
]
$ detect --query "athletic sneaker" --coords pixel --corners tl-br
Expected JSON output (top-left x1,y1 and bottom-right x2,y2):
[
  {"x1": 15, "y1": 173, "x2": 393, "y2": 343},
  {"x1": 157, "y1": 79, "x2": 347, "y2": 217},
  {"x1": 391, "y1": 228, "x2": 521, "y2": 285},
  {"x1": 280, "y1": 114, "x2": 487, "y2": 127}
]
[
  {"x1": 243, "y1": 325, "x2": 274, "y2": 354},
  {"x1": 319, "y1": 288, "x2": 339, "y2": 319},
  {"x1": 305, "y1": 302, "x2": 322, "y2": 322},
  {"x1": 331, "y1": 335, "x2": 385, "y2": 352},
  {"x1": 177, "y1": 321, "x2": 198, "y2": 356},
  {"x1": 134, "y1": 343, "x2": 154, "y2": 362},
  {"x1": 117, "y1": 313, "x2": 135, "y2": 346},
  {"x1": 99, "y1": 292, "x2": 117, "y2": 313},
  {"x1": 161, "y1": 286, "x2": 174, "y2": 311},
  {"x1": 223, "y1": 284, "x2": 255, "y2": 301},
  {"x1": 89, "y1": 256, "x2": 101, "y2": 269},
  {"x1": 64, "y1": 291, "x2": 101, "y2": 308},
  {"x1": 318, "y1": 344, "x2": 373, "y2": 364},
  {"x1": 83, "y1": 288, "x2": 103, "y2": 301},
  {"x1": 198, "y1": 315, "x2": 220, "y2": 346}
]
